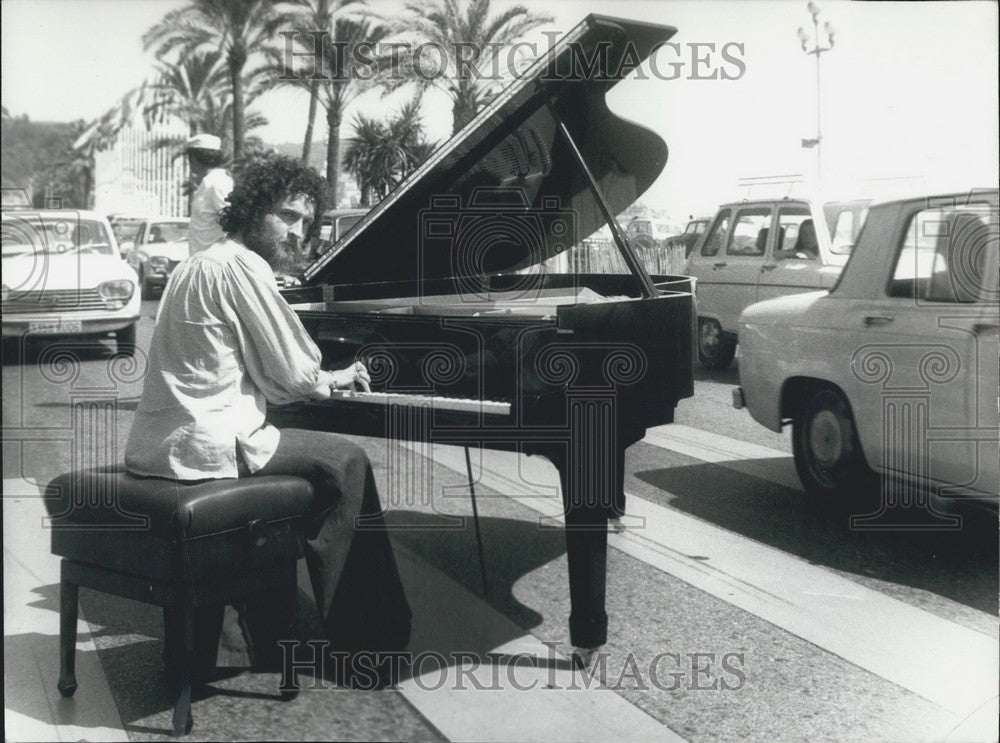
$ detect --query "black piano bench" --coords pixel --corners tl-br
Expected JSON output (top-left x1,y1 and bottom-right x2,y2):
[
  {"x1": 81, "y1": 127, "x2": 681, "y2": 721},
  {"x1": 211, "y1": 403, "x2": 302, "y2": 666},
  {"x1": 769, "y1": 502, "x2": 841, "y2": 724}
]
[{"x1": 44, "y1": 467, "x2": 314, "y2": 737}]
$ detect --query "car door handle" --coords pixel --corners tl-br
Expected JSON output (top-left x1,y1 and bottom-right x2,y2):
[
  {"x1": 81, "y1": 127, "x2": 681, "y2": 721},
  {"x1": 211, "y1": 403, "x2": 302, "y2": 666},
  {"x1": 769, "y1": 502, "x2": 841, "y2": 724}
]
[
  {"x1": 761, "y1": 263, "x2": 777, "y2": 271},
  {"x1": 713, "y1": 261, "x2": 727, "y2": 269},
  {"x1": 863, "y1": 315, "x2": 894, "y2": 327},
  {"x1": 973, "y1": 322, "x2": 999, "y2": 335}
]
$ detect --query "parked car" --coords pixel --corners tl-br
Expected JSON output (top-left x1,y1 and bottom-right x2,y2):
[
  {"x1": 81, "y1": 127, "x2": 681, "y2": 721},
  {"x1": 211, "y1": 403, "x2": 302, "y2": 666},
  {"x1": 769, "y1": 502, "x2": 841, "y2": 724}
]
[
  {"x1": 120, "y1": 216, "x2": 191, "y2": 298},
  {"x1": 624, "y1": 216, "x2": 683, "y2": 250},
  {"x1": 734, "y1": 190, "x2": 998, "y2": 511},
  {"x1": 686, "y1": 197, "x2": 849, "y2": 369},
  {"x1": 823, "y1": 198, "x2": 871, "y2": 254},
  {"x1": 309, "y1": 208, "x2": 368, "y2": 260},
  {"x1": 1, "y1": 209, "x2": 140, "y2": 354},
  {"x1": 2, "y1": 187, "x2": 32, "y2": 209},
  {"x1": 666, "y1": 215, "x2": 710, "y2": 257},
  {"x1": 108, "y1": 214, "x2": 148, "y2": 247}
]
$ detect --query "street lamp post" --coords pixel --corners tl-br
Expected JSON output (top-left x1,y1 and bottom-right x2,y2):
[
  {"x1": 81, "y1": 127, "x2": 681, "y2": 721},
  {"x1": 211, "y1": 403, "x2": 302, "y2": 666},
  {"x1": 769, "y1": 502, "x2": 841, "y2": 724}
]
[{"x1": 798, "y1": 1, "x2": 835, "y2": 190}]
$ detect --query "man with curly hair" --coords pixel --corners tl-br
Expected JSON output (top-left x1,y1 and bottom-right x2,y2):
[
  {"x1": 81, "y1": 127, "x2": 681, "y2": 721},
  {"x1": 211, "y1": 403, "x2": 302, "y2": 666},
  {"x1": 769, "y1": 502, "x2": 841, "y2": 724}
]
[{"x1": 126, "y1": 156, "x2": 411, "y2": 686}]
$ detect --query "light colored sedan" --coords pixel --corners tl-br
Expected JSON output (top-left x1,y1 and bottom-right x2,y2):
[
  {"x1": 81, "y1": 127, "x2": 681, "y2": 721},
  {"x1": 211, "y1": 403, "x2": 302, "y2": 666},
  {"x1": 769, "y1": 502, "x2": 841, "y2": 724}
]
[
  {"x1": 2, "y1": 209, "x2": 141, "y2": 354},
  {"x1": 734, "y1": 190, "x2": 998, "y2": 517},
  {"x1": 120, "y1": 216, "x2": 190, "y2": 298}
]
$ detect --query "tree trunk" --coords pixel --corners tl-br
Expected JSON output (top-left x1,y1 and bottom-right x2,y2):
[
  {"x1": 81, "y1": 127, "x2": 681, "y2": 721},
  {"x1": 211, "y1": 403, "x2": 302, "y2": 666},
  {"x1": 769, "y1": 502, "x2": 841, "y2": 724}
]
[
  {"x1": 228, "y1": 47, "x2": 247, "y2": 162},
  {"x1": 451, "y1": 99, "x2": 479, "y2": 137},
  {"x1": 84, "y1": 164, "x2": 93, "y2": 210},
  {"x1": 451, "y1": 79, "x2": 481, "y2": 136},
  {"x1": 325, "y1": 104, "x2": 341, "y2": 206},
  {"x1": 302, "y1": 80, "x2": 319, "y2": 165}
]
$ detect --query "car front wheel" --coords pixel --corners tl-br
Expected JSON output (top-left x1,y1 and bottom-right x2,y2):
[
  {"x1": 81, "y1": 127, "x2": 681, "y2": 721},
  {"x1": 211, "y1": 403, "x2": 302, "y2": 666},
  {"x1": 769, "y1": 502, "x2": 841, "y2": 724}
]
[
  {"x1": 792, "y1": 386, "x2": 876, "y2": 511},
  {"x1": 697, "y1": 318, "x2": 736, "y2": 370}
]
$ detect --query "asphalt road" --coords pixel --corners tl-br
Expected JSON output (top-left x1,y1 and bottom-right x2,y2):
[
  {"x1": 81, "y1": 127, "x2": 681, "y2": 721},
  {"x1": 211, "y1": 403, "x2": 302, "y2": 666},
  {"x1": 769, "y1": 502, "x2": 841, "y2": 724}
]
[{"x1": 3, "y1": 298, "x2": 997, "y2": 742}]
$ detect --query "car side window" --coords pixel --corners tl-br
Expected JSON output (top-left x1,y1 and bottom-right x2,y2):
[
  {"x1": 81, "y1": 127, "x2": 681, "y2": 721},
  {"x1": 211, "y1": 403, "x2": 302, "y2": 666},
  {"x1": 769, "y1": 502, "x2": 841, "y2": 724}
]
[
  {"x1": 774, "y1": 207, "x2": 816, "y2": 260},
  {"x1": 701, "y1": 210, "x2": 731, "y2": 256},
  {"x1": 727, "y1": 208, "x2": 771, "y2": 257},
  {"x1": 889, "y1": 206, "x2": 995, "y2": 302}
]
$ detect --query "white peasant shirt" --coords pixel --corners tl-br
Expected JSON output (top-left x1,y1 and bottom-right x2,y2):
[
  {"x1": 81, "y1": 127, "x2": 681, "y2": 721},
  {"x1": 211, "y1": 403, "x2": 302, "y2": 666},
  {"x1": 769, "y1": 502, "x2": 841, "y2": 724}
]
[{"x1": 125, "y1": 239, "x2": 322, "y2": 480}]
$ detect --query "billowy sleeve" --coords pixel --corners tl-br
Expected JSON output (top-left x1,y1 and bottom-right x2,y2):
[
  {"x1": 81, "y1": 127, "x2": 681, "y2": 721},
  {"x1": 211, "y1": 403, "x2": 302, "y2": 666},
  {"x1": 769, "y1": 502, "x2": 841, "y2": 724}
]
[{"x1": 215, "y1": 250, "x2": 323, "y2": 405}]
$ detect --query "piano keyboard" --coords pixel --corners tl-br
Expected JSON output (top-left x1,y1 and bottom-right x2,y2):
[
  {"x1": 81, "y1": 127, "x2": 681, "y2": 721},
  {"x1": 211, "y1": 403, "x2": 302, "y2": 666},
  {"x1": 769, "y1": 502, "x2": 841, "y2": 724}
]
[{"x1": 327, "y1": 390, "x2": 511, "y2": 416}]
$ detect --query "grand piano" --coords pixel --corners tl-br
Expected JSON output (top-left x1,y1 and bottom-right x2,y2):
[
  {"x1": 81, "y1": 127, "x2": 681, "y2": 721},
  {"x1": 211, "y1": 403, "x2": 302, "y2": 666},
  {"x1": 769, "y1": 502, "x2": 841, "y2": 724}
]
[{"x1": 269, "y1": 14, "x2": 695, "y2": 652}]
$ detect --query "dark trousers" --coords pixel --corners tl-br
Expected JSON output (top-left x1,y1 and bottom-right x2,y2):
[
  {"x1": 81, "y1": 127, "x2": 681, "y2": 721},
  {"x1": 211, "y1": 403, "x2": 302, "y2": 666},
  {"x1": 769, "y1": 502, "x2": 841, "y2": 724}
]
[{"x1": 166, "y1": 429, "x2": 411, "y2": 675}]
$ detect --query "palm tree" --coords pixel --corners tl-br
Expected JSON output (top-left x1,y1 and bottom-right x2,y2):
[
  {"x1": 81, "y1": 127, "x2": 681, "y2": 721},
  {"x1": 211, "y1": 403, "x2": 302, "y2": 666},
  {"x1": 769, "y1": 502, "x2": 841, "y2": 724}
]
[
  {"x1": 343, "y1": 96, "x2": 435, "y2": 205},
  {"x1": 393, "y1": 0, "x2": 552, "y2": 136},
  {"x1": 45, "y1": 120, "x2": 96, "y2": 208},
  {"x1": 269, "y1": 0, "x2": 361, "y2": 165},
  {"x1": 143, "y1": 53, "x2": 271, "y2": 156},
  {"x1": 144, "y1": 50, "x2": 229, "y2": 137},
  {"x1": 143, "y1": 0, "x2": 278, "y2": 161},
  {"x1": 265, "y1": 10, "x2": 395, "y2": 205}
]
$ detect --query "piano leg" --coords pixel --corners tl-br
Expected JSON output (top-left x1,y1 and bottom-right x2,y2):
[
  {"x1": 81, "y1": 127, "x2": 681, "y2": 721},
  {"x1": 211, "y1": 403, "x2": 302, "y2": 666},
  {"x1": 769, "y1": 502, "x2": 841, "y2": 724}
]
[
  {"x1": 545, "y1": 398, "x2": 635, "y2": 650},
  {"x1": 562, "y1": 494, "x2": 609, "y2": 650}
]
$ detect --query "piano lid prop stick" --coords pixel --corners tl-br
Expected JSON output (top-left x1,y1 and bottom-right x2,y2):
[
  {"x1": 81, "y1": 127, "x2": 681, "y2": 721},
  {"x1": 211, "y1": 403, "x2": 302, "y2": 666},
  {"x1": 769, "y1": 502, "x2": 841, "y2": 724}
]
[
  {"x1": 464, "y1": 446, "x2": 490, "y2": 598},
  {"x1": 544, "y1": 93, "x2": 658, "y2": 300}
]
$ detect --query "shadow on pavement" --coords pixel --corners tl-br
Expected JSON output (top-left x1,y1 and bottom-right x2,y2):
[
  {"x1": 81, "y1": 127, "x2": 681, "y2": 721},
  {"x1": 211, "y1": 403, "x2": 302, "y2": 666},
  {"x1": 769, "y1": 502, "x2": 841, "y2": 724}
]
[
  {"x1": 636, "y1": 459, "x2": 999, "y2": 616},
  {"x1": 692, "y1": 361, "x2": 740, "y2": 385},
  {"x1": 386, "y1": 510, "x2": 566, "y2": 637},
  {"x1": 10, "y1": 511, "x2": 566, "y2": 737}
]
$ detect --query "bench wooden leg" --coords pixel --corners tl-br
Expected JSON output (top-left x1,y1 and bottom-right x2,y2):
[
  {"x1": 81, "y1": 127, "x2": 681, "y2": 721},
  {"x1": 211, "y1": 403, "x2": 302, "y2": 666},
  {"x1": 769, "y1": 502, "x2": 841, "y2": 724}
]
[
  {"x1": 279, "y1": 568, "x2": 299, "y2": 700},
  {"x1": 57, "y1": 567, "x2": 78, "y2": 697},
  {"x1": 170, "y1": 594, "x2": 194, "y2": 737}
]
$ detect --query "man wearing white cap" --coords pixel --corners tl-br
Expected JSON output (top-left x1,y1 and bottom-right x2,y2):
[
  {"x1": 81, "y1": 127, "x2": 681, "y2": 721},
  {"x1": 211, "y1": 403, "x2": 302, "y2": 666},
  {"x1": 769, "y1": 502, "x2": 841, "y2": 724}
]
[{"x1": 186, "y1": 133, "x2": 233, "y2": 253}]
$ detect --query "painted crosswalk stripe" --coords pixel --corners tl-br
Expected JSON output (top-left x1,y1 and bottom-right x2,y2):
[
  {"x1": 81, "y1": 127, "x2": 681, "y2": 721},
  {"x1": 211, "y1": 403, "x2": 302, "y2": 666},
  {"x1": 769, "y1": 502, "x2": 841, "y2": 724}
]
[
  {"x1": 3, "y1": 480, "x2": 129, "y2": 742},
  {"x1": 642, "y1": 424, "x2": 801, "y2": 490},
  {"x1": 406, "y1": 441, "x2": 999, "y2": 732}
]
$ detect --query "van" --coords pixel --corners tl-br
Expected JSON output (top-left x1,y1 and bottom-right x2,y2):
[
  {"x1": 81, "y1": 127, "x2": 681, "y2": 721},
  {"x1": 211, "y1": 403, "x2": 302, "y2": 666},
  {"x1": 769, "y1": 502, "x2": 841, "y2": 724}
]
[
  {"x1": 686, "y1": 197, "x2": 868, "y2": 369},
  {"x1": 623, "y1": 216, "x2": 683, "y2": 249}
]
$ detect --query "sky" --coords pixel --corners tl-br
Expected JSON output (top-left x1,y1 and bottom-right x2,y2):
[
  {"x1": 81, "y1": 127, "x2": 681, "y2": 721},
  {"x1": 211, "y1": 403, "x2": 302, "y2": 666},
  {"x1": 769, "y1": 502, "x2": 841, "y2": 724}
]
[{"x1": 2, "y1": 0, "x2": 997, "y2": 218}]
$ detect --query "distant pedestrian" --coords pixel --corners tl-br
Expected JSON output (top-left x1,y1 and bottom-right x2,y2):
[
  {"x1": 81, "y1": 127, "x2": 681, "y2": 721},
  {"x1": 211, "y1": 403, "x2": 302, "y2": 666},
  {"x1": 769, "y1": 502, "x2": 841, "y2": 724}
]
[{"x1": 185, "y1": 134, "x2": 233, "y2": 253}]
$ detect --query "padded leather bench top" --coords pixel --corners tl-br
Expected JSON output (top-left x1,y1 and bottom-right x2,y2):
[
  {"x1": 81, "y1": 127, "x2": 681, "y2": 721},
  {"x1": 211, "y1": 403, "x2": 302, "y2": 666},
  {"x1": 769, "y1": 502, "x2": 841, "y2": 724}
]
[{"x1": 46, "y1": 467, "x2": 314, "y2": 540}]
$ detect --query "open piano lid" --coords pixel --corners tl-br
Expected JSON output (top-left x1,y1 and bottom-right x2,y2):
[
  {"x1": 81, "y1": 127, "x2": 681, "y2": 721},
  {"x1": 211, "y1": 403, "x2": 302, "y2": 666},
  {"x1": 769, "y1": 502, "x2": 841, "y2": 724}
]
[{"x1": 305, "y1": 14, "x2": 676, "y2": 288}]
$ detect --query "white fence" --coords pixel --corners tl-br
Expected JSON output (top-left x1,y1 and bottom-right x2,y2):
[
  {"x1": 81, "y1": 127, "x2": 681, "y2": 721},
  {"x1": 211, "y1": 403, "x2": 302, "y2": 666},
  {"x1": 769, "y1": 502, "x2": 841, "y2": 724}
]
[
  {"x1": 92, "y1": 121, "x2": 189, "y2": 217},
  {"x1": 542, "y1": 239, "x2": 688, "y2": 276}
]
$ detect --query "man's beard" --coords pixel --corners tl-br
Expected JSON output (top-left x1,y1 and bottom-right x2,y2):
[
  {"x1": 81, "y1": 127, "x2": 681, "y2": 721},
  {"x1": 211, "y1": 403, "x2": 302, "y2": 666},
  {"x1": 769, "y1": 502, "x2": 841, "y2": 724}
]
[{"x1": 243, "y1": 222, "x2": 296, "y2": 272}]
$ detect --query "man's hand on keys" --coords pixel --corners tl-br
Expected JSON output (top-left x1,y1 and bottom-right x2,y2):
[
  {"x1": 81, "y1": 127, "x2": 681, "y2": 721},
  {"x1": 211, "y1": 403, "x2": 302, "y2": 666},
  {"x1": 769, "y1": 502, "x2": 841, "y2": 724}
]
[{"x1": 328, "y1": 361, "x2": 371, "y2": 393}]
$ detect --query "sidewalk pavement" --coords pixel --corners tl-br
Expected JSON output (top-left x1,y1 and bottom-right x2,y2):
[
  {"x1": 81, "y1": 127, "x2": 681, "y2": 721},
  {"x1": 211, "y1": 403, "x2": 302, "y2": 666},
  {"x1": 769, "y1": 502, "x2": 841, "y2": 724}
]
[
  {"x1": 2, "y1": 469, "x2": 683, "y2": 743},
  {"x1": 4, "y1": 479, "x2": 129, "y2": 742},
  {"x1": 5, "y1": 431, "x2": 998, "y2": 742}
]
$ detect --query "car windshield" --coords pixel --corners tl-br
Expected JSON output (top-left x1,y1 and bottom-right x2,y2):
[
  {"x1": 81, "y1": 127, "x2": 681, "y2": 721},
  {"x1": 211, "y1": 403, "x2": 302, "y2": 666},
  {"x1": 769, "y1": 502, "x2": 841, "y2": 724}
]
[
  {"x1": 111, "y1": 221, "x2": 142, "y2": 244},
  {"x1": 2, "y1": 216, "x2": 114, "y2": 257},
  {"x1": 2, "y1": 189, "x2": 31, "y2": 208},
  {"x1": 148, "y1": 222, "x2": 188, "y2": 243},
  {"x1": 824, "y1": 201, "x2": 871, "y2": 255}
]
